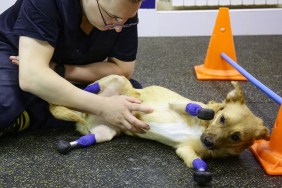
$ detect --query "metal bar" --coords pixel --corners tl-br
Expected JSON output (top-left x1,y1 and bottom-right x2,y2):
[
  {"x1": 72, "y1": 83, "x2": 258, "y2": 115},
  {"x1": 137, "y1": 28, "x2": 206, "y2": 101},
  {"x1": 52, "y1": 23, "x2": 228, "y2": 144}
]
[{"x1": 221, "y1": 52, "x2": 282, "y2": 105}]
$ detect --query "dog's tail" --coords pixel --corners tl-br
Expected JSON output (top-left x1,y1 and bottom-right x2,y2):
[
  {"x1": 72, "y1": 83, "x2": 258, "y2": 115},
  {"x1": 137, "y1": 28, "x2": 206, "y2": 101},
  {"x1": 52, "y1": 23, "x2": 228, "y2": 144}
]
[{"x1": 49, "y1": 104, "x2": 87, "y2": 125}]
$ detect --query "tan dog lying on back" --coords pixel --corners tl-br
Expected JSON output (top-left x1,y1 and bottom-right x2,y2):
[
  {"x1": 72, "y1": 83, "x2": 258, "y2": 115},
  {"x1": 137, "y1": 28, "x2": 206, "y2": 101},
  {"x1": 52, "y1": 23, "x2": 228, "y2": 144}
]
[{"x1": 50, "y1": 75, "x2": 270, "y2": 182}]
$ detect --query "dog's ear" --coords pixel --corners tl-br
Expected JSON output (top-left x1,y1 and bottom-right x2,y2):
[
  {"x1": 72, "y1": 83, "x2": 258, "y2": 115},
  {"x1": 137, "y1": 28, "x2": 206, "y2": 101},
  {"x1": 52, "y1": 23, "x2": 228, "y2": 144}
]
[
  {"x1": 49, "y1": 104, "x2": 87, "y2": 125},
  {"x1": 254, "y1": 126, "x2": 271, "y2": 141},
  {"x1": 226, "y1": 81, "x2": 245, "y2": 104},
  {"x1": 207, "y1": 101, "x2": 225, "y2": 113}
]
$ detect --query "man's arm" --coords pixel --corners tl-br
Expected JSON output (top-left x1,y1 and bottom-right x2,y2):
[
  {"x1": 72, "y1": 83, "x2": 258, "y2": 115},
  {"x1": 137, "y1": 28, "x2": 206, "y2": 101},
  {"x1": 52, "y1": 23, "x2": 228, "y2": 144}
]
[
  {"x1": 64, "y1": 57, "x2": 136, "y2": 84},
  {"x1": 18, "y1": 36, "x2": 92, "y2": 107},
  {"x1": 18, "y1": 36, "x2": 152, "y2": 133}
]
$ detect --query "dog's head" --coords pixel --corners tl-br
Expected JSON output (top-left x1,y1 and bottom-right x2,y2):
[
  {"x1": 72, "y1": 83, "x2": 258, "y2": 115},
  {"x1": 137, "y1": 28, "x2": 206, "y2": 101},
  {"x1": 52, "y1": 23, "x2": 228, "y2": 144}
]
[{"x1": 201, "y1": 81, "x2": 270, "y2": 157}]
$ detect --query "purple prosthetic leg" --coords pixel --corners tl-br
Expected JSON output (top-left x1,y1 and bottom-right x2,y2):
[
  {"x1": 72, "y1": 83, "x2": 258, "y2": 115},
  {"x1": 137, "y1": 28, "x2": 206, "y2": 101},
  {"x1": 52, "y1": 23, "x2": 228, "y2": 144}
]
[
  {"x1": 192, "y1": 158, "x2": 212, "y2": 185},
  {"x1": 185, "y1": 103, "x2": 215, "y2": 120},
  {"x1": 84, "y1": 82, "x2": 101, "y2": 94},
  {"x1": 56, "y1": 83, "x2": 100, "y2": 154},
  {"x1": 57, "y1": 134, "x2": 96, "y2": 154}
]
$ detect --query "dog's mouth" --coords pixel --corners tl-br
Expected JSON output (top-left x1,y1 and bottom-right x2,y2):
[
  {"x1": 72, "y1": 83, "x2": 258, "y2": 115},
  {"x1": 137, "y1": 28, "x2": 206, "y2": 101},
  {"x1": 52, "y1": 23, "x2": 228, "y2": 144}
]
[{"x1": 201, "y1": 135, "x2": 216, "y2": 150}]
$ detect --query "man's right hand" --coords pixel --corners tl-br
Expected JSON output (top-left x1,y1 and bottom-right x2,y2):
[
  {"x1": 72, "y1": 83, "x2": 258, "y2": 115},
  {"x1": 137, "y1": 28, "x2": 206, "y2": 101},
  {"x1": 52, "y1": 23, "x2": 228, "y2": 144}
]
[{"x1": 99, "y1": 95, "x2": 153, "y2": 134}]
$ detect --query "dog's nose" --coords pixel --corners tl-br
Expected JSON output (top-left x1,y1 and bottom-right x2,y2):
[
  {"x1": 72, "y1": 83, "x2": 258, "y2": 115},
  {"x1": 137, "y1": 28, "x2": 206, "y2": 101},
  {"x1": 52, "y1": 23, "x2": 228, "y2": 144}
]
[{"x1": 201, "y1": 136, "x2": 215, "y2": 149}]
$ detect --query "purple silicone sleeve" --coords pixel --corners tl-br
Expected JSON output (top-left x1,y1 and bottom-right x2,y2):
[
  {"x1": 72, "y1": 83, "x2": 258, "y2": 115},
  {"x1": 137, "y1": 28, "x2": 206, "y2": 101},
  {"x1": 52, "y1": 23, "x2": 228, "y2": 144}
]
[
  {"x1": 192, "y1": 158, "x2": 207, "y2": 171},
  {"x1": 185, "y1": 103, "x2": 202, "y2": 116},
  {"x1": 84, "y1": 83, "x2": 100, "y2": 94},
  {"x1": 77, "y1": 134, "x2": 96, "y2": 147}
]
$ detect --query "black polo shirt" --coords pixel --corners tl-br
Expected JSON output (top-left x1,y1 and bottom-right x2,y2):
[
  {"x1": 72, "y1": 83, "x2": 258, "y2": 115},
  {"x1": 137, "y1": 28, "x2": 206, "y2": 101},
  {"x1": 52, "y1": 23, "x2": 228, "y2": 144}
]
[{"x1": 0, "y1": 0, "x2": 139, "y2": 65}]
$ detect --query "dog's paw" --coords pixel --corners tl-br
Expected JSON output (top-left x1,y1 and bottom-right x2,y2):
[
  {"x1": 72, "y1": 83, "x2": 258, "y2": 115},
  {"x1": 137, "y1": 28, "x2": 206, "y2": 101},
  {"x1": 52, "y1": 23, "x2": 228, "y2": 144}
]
[
  {"x1": 193, "y1": 171, "x2": 212, "y2": 185},
  {"x1": 197, "y1": 108, "x2": 215, "y2": 120}
]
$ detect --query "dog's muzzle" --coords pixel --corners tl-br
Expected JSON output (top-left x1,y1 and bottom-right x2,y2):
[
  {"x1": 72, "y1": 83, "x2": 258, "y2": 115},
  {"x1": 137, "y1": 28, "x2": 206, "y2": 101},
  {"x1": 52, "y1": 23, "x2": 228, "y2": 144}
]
[{"x1": 201, "y1": 135, "x2": 216, "y2": 150}]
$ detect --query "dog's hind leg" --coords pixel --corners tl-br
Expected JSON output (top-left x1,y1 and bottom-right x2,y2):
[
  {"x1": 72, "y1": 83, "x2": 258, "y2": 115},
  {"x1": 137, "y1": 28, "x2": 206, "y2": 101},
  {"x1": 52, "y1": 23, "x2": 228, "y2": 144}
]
[
  {"x1": 56, "y1": 125, "x2": 120, "y2": 154},
  {"x1": 84, "y1": 75, "x2": 133, "y2": 97},
  {"x1": 52, "y1": 75, "x2": 131, "y2": 122},
  {"x1": 88, "y1": 124, "x2": 121, "y2": 143}
]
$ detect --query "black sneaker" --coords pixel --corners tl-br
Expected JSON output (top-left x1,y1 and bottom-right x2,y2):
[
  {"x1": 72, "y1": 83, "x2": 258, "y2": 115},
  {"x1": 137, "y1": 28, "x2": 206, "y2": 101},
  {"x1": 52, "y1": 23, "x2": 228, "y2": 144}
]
[{"x1": 0, "y1": 111, "x2": 30, "y2": 137}]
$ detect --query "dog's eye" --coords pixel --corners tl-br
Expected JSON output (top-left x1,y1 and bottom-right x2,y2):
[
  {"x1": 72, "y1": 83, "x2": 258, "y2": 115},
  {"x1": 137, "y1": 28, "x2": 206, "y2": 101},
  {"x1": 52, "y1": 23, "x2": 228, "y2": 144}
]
[
  {"x1": 220, "y1": 116, "x2": 225, "y2": 124},
  {"x1": 231, "y1": 134, "x2": 240, "y2": 142}
]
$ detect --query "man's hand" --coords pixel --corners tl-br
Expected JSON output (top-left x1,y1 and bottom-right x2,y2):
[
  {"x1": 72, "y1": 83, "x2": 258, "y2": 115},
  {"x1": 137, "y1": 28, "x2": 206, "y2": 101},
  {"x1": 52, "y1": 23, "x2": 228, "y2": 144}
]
[
  {"x1": 10, "y1": 56, "x2": 19, "y2": 65},
  {"x1": 99, "y1": 95, "x2": 153, "y2": 134}
]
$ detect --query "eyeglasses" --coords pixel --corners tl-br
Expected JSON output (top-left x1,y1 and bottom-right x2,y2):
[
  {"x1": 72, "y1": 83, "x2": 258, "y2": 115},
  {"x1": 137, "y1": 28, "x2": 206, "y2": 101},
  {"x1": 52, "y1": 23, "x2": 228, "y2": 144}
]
[{"x1": 96, "y1": 0, "x2": 138, "y2": 30}]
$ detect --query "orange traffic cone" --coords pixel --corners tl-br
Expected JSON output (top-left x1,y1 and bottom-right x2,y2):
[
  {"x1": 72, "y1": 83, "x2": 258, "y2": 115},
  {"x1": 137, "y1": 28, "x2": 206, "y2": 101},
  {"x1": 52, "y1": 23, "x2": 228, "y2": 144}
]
[
  {"x1": 194, "y1": 7, "x2": 247, "y2": 80},
  {"x1": 251, "y1": 105, "x2": 282, "y2": 175}
]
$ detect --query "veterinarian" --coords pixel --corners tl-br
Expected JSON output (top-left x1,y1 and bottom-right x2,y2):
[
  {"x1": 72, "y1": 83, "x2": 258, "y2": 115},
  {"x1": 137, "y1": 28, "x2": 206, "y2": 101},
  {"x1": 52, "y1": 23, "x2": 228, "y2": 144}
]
[{"x1": 0, "y1": 0, "x2": 153, "y2": 137}]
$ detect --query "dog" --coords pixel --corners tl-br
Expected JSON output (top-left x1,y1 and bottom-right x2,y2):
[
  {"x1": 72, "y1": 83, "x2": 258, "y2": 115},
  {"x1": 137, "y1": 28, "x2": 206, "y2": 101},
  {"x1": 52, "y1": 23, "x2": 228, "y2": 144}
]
[{"x1": 50, "y1": 75, "x2": 270, "y2": 184}]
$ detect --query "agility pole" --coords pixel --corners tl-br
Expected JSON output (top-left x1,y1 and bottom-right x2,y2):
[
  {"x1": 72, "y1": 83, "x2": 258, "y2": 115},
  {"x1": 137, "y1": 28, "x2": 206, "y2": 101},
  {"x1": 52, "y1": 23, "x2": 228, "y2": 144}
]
[{"x1": 221, "y1": 53, "x2": 282, "y2": 105}]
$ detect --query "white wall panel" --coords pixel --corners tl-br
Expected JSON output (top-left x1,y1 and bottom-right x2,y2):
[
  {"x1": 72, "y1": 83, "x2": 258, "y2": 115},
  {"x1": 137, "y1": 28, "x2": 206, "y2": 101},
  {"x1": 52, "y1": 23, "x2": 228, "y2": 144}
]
[
  {"x1": 243, "y1": 0, "x2": 255, "y2": 5},
  {"x1": 1, "y1": 1, "x2": 282, "y2": 36},
  {"x1": 208, "y1": 0, "x2": 219, "y2": 6},
  {"x1": 219, "y1": 0, "x2": 231, "y2": 5},
  {"x1": 138, "y1": 8, "x2": 282, "y2": 36},
  {"x1": 170, "y1": 0, "x2": 281, "y2": 6}
]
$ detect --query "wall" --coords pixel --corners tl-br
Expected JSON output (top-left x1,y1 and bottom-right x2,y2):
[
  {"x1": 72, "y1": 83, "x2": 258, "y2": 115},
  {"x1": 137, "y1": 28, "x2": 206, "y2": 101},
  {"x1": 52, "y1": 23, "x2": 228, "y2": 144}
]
[
  {"x1": 139, "y1": 0, "x2": 282, "y2": 36},
  {"x1": 1, "y1": 0, "x2": 282, "y2": 36},
  {"x1": 0, "y1": 1, "x2": 16, "y2": 13},
  {"x1": 138, "y1": 8, "x2": 282, "y2": 36}
]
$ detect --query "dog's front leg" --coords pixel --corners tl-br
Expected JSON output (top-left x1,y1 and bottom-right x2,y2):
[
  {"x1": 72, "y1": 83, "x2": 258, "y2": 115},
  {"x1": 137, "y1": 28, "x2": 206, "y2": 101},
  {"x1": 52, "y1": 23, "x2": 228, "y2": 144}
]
[
  {"x1": 176, "y1": 146, "x2": 199, "y2": 168},
  {"x1": 176, "y1": 146, "x2": 212, "y2": 185},
  {"x1": 169, "y1": 101, "x2": 215, "y2": 120}
]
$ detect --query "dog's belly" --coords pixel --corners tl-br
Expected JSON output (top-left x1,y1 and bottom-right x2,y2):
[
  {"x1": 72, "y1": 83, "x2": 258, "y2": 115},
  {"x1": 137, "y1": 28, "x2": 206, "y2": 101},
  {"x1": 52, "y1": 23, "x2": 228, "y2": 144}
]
[
  {"x1": 132, "y1": 121, "x2": 204, "y2": 148},
  {"x1": 129, "y1": 90, "x2": 205, "y2": 148}
]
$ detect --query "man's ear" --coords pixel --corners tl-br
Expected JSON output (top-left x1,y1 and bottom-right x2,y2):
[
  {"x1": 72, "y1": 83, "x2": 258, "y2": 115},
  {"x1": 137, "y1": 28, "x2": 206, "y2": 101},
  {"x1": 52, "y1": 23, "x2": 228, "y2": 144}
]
[{"x1": 226, "y1": 81, "x2": 245, "y2": 104}]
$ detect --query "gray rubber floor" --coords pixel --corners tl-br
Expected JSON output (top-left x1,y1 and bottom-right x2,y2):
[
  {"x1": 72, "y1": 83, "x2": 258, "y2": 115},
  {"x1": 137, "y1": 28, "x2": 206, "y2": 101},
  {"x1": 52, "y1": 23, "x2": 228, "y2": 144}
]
[{"x1": 0, "y1": 36, "x2": 282, "y2": 187}]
